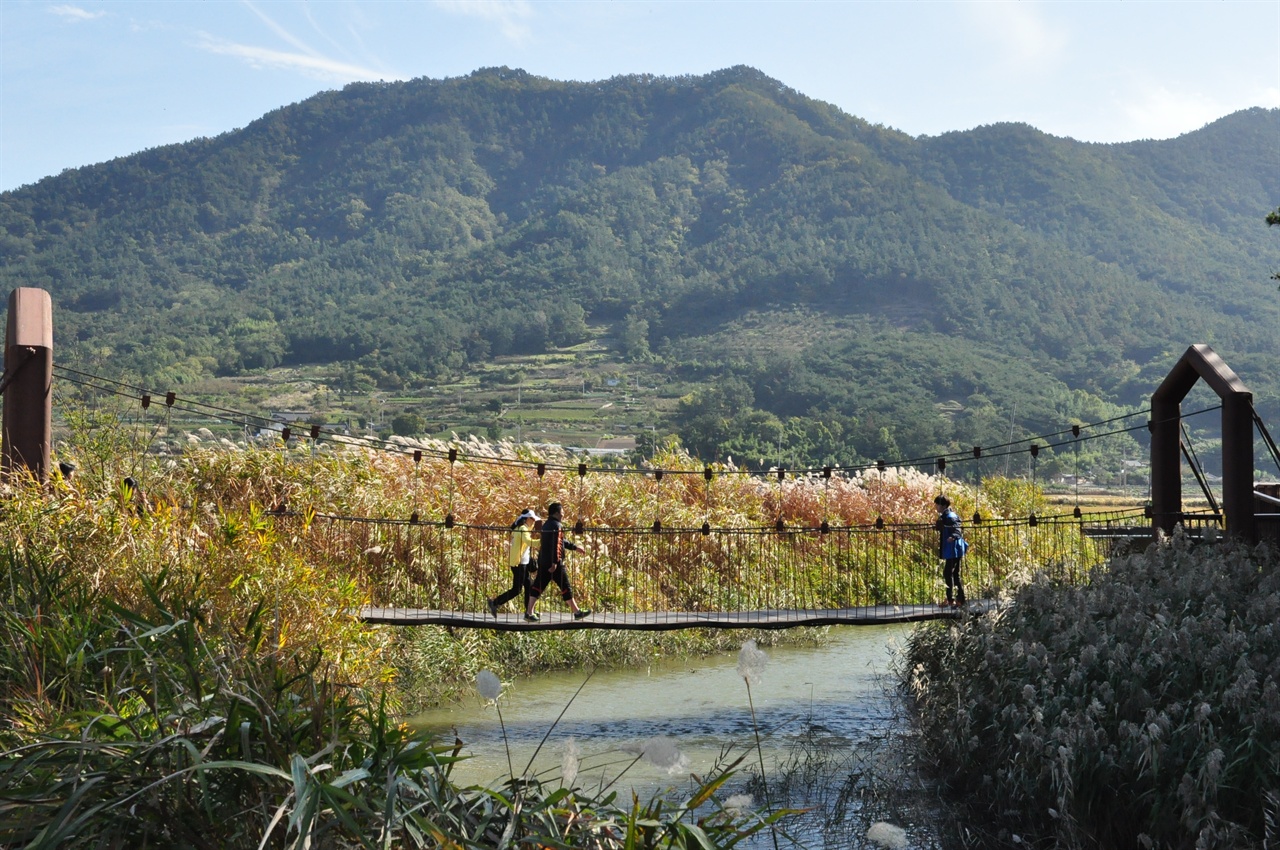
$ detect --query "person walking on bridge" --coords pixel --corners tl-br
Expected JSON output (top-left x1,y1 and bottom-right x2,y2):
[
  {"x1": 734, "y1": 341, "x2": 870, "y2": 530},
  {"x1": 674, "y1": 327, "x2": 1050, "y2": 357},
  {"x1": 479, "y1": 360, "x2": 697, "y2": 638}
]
[
  {"x1": 525, "y1": 502, "x2": 591, "y2": 622},
  {"x1": 487, "y1": 509, "x2": 540, "y2": 617},
  {"x1": 934, "y1": 495, "x2": 968, "y2": 607}
]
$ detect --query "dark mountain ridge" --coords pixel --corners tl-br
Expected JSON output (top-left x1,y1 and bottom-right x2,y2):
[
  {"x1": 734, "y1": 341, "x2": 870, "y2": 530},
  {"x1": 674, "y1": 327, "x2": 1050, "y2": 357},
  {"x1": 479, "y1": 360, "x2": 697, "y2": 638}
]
[{"x1": 1, "y1": 66, "x2": 1277, "y2": 465}]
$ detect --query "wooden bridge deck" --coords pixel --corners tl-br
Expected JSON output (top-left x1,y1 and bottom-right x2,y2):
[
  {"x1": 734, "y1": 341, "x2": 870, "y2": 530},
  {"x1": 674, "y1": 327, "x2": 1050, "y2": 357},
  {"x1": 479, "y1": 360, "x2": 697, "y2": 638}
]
[{"x1": 360, "y1": 599, "x2": 998, "y2": 631}]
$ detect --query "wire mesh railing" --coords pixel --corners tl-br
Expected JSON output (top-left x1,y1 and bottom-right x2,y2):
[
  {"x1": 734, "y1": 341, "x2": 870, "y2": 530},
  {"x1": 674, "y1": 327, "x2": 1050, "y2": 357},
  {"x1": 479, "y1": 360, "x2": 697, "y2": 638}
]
[{"x1": 319, "y1": 508, "x2": 1146, "y2": 629}]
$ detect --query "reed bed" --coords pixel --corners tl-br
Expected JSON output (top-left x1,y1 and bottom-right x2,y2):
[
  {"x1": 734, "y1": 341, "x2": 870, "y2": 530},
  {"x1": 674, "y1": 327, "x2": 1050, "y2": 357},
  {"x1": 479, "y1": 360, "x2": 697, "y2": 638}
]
[
  {"x1": 0, "y1": 542, "x2": 791, "y2": 848},
  {"x1": 0, "y1": 409, "x2": 1110, "y2": 845},
  {"x1": 900, "y1": 533, "x2": 1280, "y2": 849},
  {"x1": 22, "y1": 408, "x2": 1093, "y2": 698}
]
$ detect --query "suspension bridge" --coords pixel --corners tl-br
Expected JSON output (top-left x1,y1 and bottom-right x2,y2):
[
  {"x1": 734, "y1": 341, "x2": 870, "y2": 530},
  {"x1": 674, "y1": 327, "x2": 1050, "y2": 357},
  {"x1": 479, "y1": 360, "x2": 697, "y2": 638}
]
[
  {"x1": 349, "y1": 510, "x2": 1143, "y2": 630},
  {"x1": 5, "y1": 288, "x2": 1280, "y2": 631}
]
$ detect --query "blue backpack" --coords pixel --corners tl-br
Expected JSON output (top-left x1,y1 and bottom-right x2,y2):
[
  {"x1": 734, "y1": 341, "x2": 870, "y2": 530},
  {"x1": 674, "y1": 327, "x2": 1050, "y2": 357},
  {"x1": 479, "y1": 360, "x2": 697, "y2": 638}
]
[{"x1": 942, "y1": 510, "x2": 968, "y2": 559}]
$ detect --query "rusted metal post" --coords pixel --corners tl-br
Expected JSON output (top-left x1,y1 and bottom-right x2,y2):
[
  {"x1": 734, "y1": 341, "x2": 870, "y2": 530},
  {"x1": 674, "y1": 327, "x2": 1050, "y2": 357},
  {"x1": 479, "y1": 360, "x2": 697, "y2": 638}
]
[
  {"x1": 1221, "y1": 392, "x2": 1256, "y2": 542},
  {"x1": 1150, "y1": 344, "x2": 1255, "y2": 542},
  {"x1": 2, "y1": 288, "x2": 53, "y2": 483},
  {"x1": 1149, "y1": 394, "x2": 1181, "y2": 536}
]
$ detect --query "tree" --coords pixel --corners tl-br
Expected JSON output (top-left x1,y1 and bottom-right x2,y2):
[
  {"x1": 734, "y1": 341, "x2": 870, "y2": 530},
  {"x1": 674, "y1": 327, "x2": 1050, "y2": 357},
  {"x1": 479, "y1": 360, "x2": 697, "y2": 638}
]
[
  {"x1": 334, "y1": 362, "x2": 375, "y2": 396},
  {"x1": 222, "y1": 317, "x2": 286, "y2": 372},
  {"x1": 548, "y1": 302, "x2": 590, "y2": 348},
  {"x1": 618, "y1": 311, "x2": 651, "y2": 361},
  {"x1": 391, "y1": 412, "x2": 425, "y2": 437}
]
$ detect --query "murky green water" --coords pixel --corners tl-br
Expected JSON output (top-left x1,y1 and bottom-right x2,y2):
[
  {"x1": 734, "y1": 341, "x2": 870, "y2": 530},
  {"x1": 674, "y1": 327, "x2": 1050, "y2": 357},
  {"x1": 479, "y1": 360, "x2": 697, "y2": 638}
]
[{"x1": 411, "y1": 624, "x2": 914, "y2": 801}]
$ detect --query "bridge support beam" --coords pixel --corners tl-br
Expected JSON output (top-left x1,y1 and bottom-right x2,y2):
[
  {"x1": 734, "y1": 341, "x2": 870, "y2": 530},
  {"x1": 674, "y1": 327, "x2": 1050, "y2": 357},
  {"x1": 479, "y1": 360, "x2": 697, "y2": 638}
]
[
  {"x1": 1150, "y1": 344, "x2": 1255, "y2": 542},
  {"x1": 3, "y1": 288, "x2": 53, "y2": 484}
]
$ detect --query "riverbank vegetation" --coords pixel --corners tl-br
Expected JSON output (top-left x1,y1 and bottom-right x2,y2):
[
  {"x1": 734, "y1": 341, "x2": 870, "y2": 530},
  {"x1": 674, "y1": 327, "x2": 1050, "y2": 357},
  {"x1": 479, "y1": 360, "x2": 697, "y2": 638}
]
[
  {"x1": 0, "y1": 540, "x2": 793, "y2": 847},
  {"x1": 0, "y1": 435, "x2": 803, "y2": 845},
  {"x1": 901, "y1": 534, "x2": 1280, "y2": 849},
  {"x1": 2, "y1": 406, "x2": 1134, "y2": 845},
  {"x1": 50, "y1": 399, "x2": 1052, "y2": 703},
  {"x1": 0, "y1": 411, "x2": 981, "y2": 844}
]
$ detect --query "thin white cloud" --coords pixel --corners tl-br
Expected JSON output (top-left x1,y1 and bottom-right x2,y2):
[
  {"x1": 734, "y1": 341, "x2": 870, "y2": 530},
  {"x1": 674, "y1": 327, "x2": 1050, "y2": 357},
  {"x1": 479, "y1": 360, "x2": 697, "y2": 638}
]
[
  {"x1": 50, "y1": 5, "x2": 106, "y2": 23},
  {"x1": 1120, "y1": 83, "x2": 1280, "y2": 141},
  {"x1": 433, "y1": 0, "x2": 534, "y2": 42},
  {"x1": 219, "y1": 2, "x2": 399, "y2": 86},
  {"x1": 303, "y1": 3, "x2": 355, "y2": 60},
  {"x1": 242, "y1": 0, "x2": 320, "y2": 59},
  {"x1": 966, "y1": 1, "x2": 1068, "y2": 72},
  {"x1": 197, "y1": 34, "x2": 398, "y2": 84},
  {"x1": 300, "y1": 3, "x2": 391, "y2": 79}
]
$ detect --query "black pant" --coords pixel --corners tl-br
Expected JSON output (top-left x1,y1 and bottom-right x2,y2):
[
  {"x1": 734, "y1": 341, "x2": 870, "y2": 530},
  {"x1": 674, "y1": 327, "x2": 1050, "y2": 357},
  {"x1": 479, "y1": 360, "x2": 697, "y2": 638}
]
[
  {"x1": 529, "y1": 561, "x2": 574, "y2": 603},
  {"x1": 944, "y1": 557, "x2": 965, "y2": 603},
  {"x1": 493, "y1": 565, "x2": 530, "y2": 608}
]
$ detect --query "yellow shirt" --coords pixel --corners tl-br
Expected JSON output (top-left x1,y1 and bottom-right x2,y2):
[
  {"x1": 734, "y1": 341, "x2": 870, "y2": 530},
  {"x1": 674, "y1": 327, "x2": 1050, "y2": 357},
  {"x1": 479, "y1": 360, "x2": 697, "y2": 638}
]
[{"x1": 508, "y1": 525, "x2": 534, "y2": 567}]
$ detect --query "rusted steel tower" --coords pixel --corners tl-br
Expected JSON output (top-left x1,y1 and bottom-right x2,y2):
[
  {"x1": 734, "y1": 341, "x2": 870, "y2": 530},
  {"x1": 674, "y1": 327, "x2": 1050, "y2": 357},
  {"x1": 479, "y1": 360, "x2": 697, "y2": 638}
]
[
  {"x1": 1150, "y1": 344, "x2": 1255, "y2": 542},
  {"x1": 2, "y1": 288, "x2": 53, "y2": 483}
]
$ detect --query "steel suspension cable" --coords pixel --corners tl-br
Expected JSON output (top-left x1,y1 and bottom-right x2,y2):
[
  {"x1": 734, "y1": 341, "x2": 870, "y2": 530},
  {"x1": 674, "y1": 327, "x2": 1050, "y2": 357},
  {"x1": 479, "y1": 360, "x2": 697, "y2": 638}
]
[
  {"x1": 1253, "y1": 407, "x2": 1280, "y2": 476},
  {"x1": 53, "y1": 362, "x2": 1177, "y2": 481}
]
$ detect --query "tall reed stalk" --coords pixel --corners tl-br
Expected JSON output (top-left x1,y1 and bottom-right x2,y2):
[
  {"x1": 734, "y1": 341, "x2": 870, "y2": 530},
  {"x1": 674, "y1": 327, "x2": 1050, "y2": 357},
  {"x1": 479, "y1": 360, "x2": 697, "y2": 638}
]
[{"x1": 737, "y1": 638, "x2": 781, "y2": 850}]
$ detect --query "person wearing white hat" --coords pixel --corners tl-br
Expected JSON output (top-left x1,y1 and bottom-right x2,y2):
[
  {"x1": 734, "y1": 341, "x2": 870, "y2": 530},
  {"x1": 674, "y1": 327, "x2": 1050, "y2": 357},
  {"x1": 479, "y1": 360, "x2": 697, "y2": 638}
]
[{"x1": 487, "y1": 509, "x2": 541, "y2": 617}]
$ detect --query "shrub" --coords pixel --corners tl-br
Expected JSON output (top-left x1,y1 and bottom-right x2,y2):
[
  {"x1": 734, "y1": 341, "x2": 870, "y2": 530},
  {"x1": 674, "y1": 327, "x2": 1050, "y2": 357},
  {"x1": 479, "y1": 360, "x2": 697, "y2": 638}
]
[
  {"x1": 0, "y1": 546, "x2": 467, "y2": 848},
  {"x1": 900, "y1": 534, "x2": 1280, "y2": 849}
]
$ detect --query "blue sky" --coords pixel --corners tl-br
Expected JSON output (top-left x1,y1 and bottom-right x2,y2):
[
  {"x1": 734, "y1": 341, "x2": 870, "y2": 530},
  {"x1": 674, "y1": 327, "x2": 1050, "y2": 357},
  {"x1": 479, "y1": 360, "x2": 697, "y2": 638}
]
[{"x1": 2, "y1": 0, "x2": 1278, "y2": 192}]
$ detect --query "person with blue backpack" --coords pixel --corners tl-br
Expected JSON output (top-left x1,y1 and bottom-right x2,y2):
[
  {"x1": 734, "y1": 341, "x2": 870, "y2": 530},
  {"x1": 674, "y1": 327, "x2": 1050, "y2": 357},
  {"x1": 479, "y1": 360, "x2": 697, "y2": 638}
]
[{"x1": 934, "y1": 495, "x2": 968, "y2": 607}]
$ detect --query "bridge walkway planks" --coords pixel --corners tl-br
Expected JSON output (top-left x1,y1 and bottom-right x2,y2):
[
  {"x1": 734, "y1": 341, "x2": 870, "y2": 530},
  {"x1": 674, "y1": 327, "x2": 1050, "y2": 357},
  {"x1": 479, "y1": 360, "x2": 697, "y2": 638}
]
[{"x1": 360, "y1": 599, "x2": 999, "y2": 631}]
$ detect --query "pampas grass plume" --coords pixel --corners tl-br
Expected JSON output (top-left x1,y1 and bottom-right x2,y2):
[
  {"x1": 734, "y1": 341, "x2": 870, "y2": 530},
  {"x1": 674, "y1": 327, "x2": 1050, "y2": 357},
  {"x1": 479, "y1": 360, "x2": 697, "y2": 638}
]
[
  {"x1": 623, "y1": 736, "x2": 690, "y2": 775},
  {"x1": 476, "y1": 669, "x2": 502, "y2": 702},
  {"x1": 866, "y1": 821, "x2": 909, "y2": 849},
  {"x1": 562, "y1": 737, "x2": 581, "y2": 788},
  {"x1": 737, "y1": 639, "x2": 767, "y2": 685}
]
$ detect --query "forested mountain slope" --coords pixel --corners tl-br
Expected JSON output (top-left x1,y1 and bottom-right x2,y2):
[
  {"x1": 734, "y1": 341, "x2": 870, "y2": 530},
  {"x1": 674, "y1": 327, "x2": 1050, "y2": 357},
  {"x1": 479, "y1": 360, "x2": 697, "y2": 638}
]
[{"x1": 1, "y1": 66, "x2": 1276, "y2": 464}]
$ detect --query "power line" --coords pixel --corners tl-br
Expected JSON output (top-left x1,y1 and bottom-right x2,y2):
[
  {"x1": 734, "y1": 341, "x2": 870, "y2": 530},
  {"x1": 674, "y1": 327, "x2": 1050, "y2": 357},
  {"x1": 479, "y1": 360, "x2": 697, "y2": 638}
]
[
  {"x1": 280, "y1": 504, "x2": 1149, "y2": 534},
  {"x1": 51, "y1": 362, "x2": 1209, "y2": 482}
]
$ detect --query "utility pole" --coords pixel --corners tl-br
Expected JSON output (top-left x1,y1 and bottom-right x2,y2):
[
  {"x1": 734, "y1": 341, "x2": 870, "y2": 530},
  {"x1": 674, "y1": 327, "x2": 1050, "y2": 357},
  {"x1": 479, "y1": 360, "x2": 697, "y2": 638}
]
[{"x1": 1003, "y1": 402, "x2": 1017, "y2": 477}]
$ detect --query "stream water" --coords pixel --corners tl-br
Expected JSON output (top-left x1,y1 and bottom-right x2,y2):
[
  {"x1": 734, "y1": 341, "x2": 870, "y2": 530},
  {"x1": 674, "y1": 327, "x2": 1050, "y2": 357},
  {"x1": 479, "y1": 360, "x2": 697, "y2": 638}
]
[{"x1": 412, "y1": 623, "x2": 936, "y2": 847}]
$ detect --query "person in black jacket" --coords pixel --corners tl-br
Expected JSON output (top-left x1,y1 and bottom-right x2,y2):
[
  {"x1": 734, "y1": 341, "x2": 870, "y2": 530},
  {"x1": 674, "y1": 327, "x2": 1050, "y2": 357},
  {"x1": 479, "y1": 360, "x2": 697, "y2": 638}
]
[
  {"x1": 525, "y1": 502, "x2": 590, "y2": 622},
  {"x1": 934, "y1": 495, "x2": 967, "y2": 606}
]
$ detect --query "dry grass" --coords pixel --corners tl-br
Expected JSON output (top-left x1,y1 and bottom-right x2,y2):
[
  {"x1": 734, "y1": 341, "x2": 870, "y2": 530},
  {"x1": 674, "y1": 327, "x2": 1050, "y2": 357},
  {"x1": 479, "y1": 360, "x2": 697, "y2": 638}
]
[
  {"x1": 29, "y1": 404, "x2": 1092, "y2": 700},
  {"x1": 2, "y1": 411, "x2": 797, "y2": 849}
]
